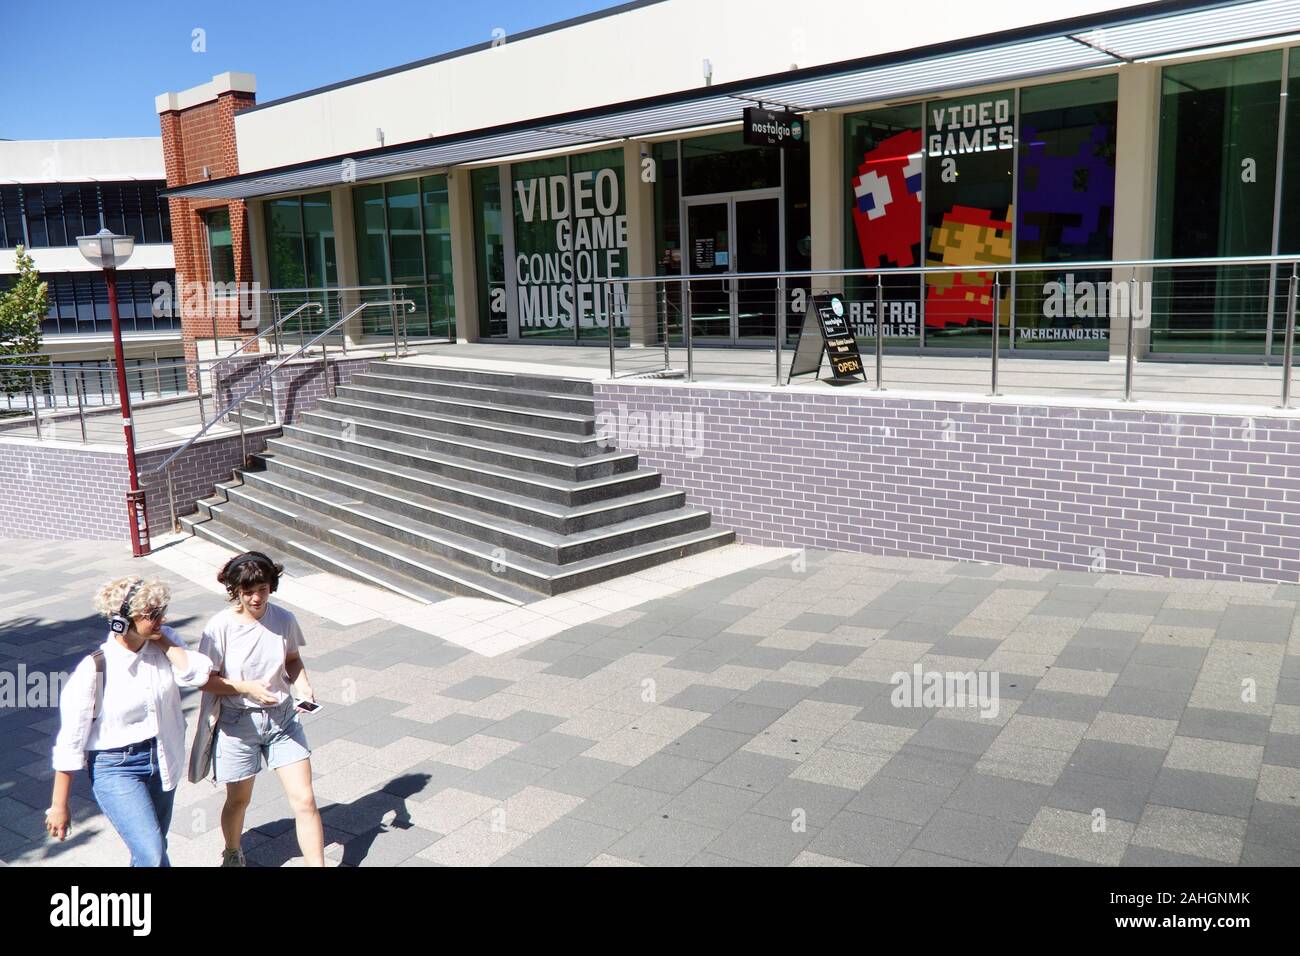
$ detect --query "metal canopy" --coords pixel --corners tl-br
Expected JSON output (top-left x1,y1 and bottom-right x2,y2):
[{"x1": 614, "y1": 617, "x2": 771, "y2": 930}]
[{"x1": 169, "y1": 0, "x2": 1300, "y2": 202}]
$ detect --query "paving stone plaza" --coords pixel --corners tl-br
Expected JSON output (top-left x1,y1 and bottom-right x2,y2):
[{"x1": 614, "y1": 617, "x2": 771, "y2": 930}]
[{"x1": 2, "y1": 536, "x2": 1296, "y2": 867}]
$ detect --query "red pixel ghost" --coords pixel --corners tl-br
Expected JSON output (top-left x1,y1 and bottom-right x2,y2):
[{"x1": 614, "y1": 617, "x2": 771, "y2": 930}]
[{"x1": 851, "y1": 129, "x2": 923, "y2": 268}]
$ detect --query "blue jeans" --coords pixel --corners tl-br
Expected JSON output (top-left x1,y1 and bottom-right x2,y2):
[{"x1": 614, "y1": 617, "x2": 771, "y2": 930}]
[{"x1": 87, "y1": 738, "x2": 175, "y2": 867}]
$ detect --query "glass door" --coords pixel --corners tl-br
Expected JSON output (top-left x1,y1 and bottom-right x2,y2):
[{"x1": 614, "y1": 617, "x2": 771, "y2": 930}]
[
  {"x1": 685, "y1": 200, "x2": 733, "y2": 341},
  {"x1": 735, "y1": 196, "x2": 781, "y2": 341}
]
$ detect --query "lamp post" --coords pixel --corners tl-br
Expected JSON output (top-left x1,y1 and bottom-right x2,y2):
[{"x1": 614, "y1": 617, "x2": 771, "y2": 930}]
[{"x1": 77, "y1": 228, "x2": 150, "y2": 557}]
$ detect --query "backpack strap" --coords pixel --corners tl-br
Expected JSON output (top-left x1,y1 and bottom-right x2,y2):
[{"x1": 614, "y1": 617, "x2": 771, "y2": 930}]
[{"x1": 91, "y1": 649, "x2": 106, "y2": 720}]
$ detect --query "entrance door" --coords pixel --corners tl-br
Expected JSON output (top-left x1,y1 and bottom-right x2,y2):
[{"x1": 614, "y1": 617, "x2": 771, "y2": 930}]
[{"x1": 684, "y1": 191, "x2": 783, "y2": 345}]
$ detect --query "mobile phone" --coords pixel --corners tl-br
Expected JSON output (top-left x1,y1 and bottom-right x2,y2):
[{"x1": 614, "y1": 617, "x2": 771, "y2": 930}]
[{"x1": 295, "y1": 699, "x2": 323, "y2": 714}]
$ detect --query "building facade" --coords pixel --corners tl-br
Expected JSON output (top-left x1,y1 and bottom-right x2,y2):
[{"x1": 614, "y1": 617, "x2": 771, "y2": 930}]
[
  {"x1": 0, "y1": 137, "x2": 180, "y2": 408},
  {"x1": 161, "y1": 0, "x2": 1300, "y2": 365}
]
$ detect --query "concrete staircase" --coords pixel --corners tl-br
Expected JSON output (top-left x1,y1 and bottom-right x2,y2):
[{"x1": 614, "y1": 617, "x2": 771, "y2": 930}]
[{"x1": 182, "y1": 361, "x2": 733, "y2": 605}]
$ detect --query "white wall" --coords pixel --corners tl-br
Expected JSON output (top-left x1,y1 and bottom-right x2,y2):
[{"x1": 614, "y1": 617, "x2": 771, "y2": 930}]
[
  {"x1": 235, "y1": 0, "x2": 1150, "y2": 173},
  {"x1": 0, "y1": 138, "x2": 164, "y2": 184},
  {"x1": 0, "y1": 245, "x2": 174, "y2": 276}
]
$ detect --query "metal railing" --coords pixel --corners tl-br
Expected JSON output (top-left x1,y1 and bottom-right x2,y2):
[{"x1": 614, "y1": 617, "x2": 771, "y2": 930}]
[
  {"x1": 601, "y1": 255, "x2": 1300, "y2": 408},
  {"x1": 146, "y1": 297, "x2": 416, "y2": 533}
]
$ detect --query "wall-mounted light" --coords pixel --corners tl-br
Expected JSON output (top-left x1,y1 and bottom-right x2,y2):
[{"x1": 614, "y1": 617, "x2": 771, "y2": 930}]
[{"x1": 702, "y1": 58, "x2": 713, "y2": 87}]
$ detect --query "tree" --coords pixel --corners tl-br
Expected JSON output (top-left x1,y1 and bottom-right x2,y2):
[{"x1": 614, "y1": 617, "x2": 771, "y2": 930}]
[{"x1": 0, "y1": 245, "x2": 49, "y2": 399}]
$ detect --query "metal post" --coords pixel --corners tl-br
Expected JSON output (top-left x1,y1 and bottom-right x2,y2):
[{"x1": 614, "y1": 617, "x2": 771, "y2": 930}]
[
  {"x1": 1281, "y1": 266, "x2": 1298, "y2": 409},
  {"x1": 684, "y1": 279, "x2": 693, "y2": 383},
  {"x1": 75, "y1": 376, "x2": 87, "y2": 443},
  {"x1": 238, "y1": 406, "x2": 247, "y2": 465},
  {"x1": 875, "y1": 274, "x2": 886, "y2": 391},
  {"x1": 272, "y1": 296, "x2": 283, "y2": 357},
  {"x1": 197, "y1": 373, "x2": 208, "y2": 428},
  {"x1": 775, "y1": 278, "x2": 784, "y2": 386},
  {"x1": 323, "y1": 335, "x2": 334, "y2": 399},
  {"x1": 106, "y1": 266, "x2": 149, "y2": 556},
  {"x1": 1124, "y1": 268, "x2": 1138, "y2": 403},
  {"x1": 29, "y1": 371, "x2": 41, "y2": 439},
  {"x1": 989, "y1": 272, "x2": 1001, "y2": 397},
  {"x1": 212, "y1": 311, "x2": 220, "y2": 358},
  {"x1": 606, "y1": 282, "x2": 615, "y2": 377},
  {"x1": 393, "y1": 302, "x2": 401, "y2": 358},
  {"x1": 661, "y1": 284, "x2": 669, "y2": 370},
  {"x1": 167, "y1": 469, "x2": 178, "y2": 533}
]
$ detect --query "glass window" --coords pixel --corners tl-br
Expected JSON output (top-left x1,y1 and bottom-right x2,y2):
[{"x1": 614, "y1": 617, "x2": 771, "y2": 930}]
[
  {"x1": 1154, "y1": 51, "x2": 1282, "y2": 354},
  {"x1": 682, "y1": 131, "x2": 780, "y2": 195},
  {"x1": 1014, "y1": 75, "x2": 1118, "y2": 352},
  {"x1": 204, "y1": 208, "x2": 236, "y2": 287},
  {"x1": 843, "y1": 105, "x2": 924, "y2": 345},
  {"x1": 471, "y1": 167, "x2": 506, "y2": 338},
  {"x1": 301, "y1": 193, "x2": 336, "y2": 288},
  {"x1": 924, "y1": 89, "x2": 1016, "y2": 350},
  {"x1": 352, "y1": 184, "x2": 389, "y2": 287},
  {"x1": 421, "y1": 174, "x2": 454, "y2": 338},
  {"x1": 267, "y1": 198, "x2": 307, "y2": 289}
]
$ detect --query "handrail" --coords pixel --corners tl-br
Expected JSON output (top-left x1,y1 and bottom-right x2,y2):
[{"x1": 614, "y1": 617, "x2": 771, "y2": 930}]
[
  {"x1": 208, "y1": 300, "x2": 322, "y2": 374},
  {"x1": 148, "y1": 298, "x2": 415, "y2": 477}
]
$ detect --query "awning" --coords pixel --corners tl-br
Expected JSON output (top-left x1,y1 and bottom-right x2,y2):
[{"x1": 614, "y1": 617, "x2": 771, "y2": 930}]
[{"x1": 167, "y1": 0, "x2": 1300, "y2": 201}]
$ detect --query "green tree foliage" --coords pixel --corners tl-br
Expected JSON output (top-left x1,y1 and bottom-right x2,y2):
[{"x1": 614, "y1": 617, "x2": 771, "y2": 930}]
[{"x1": 0, "y1": 246, "x2": 50, "y2": 398}]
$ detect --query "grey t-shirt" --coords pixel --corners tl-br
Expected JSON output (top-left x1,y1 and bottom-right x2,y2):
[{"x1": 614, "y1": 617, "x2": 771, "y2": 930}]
[{"x1": 199, "y1": 603, "x2": 306, "y2": 710}]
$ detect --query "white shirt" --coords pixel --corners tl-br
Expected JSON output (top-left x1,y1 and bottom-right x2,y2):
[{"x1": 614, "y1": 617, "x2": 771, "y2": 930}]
[
  {"x1": 51, "y1": 626, "x2": 214, "y2": 791},
  {"x1": 199, "y1": 604, "x2": 305, "y2": 710}
]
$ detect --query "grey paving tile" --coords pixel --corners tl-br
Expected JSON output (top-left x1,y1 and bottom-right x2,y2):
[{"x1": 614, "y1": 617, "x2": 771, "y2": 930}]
[
  {"x1": 662, "y1": 726, "x2": 750, "y2": 764},
  {"x1": 1115, "y1": 662, "x2": 1198, "y2": 695},
  {"x1": 1016, "y1": 690, "x2": 1106, "y2": 724},
  {"x1": 1218, "y1": 605, "x2": 1293, "y2": 644},
  {"x1": 906, "y1": 718, "x2": 1002, "y2": 756},
  {"x1": 735, "y1": 680, "x2": 815, "y2": 710},
  {"x1": 806, "y1": 677, "x2": 891, "y2": 708},
  {"x1": 1008, "y1": 847, "x2": 1103, "y2": 866},
  {"x1": 660, "y1": 779, "x2": 764, "y2": 831},
  {"x1": 797, "y1": 642, "x2": 865, "y2": 666},
  {"x1": 542, "y1": 654, "x2": 611, "y2": 679},
  {"x1": 640, "y1": 634, "x2": 703, "y2": 657},
  {"x1": 845, "y1": 774, "x2": 954, "y2": 826},
  {"x1": 886, "y1": 620, "x2": 950, "y2": 643},
  {"x1": 788, "y1": 612, "x2": 849, "y2": 633},
  {"x1": 537, "y1": 757, "x2": 630, "y2": 799},
  {"x1": 1146, "y1": 768, "x2": 1257, "y2": 819},
  {"x1": 440, "y1": 676, "x2": 513, "y2": 702},
  {"x1": 1067, "y1": 740, "x2": 1167, "y2": 785},
  {"x1": 1176, "y1": 708, "x2": 1271, "y2": 746},
  {"x1": 730, "y1": 646, "x2": 799, "y2": 670},
  {"x1": 808, "y1": 809, "x2": 920, "y2": 866},
  {"x1": 1104, "y1": 684, "x2": 1189, "y2": 720},
  {"x1": 513, "y1": 816, "x2": 623, "y2": 867},
  {"x1": 1054, "y1": 644, "x2": 1133, "y2": 673},
  {"x1": 662, "y1": 684, "x2": 742, "y2": 714},
  {"x1": 700, "y1": 701, "x2": 784, "y2": 735},
  {"x1": 684, "y1": 851, "x2": 752, "y2": 867},
  {"x1": 705, "y1": 811, "x2": 817, "y2": 866},
  {"x1": 617, "y1": 753, "x2": 714, "y2": 795},
  {"x1": 608, "y1": 815, "x2": 723, "y2": 867},
  {"x1": 1047, "y1": 768, "x2": 1153, "y2": 825},
  {"x1": 516, "y1": 639, "x2": 584, "y2": 663},
  {"x1": 1120, "y1": 845, "x2": 1230, "y2": 866},
  {"x1": 1130, "y1": 643, "x2": 1207, "y2": 671},
  {"x1": 1245, "y1": 802, "x2": 1300, "y2": 851},
  {"x1": 944, "y1": 773, "x2": 1051, "y2": 824},
  {"x1": 507, "y1": 732, "x2": 599, "y2": 770},
  {"x1": 752, "y1": 778, "x2": 857, "y2": 830},
  {"x1": 895, "y1": 848, "x2": 987, "y2": 866},
  {"x1": 1068, "y1": 627, "x2": 1142, "y2": 653},
  {"x1": 483, "y1": 710, "x2": 565, "y2": 744},
  {"x1": 879, "y1": 744, "x2": 981, "y2": 790},
  {"x1": 459, "y1": 757, "x2": 553, "y2": 801},
  {"x1": 420, "y1": 713, "x2": 496, "y2": 745},
  {"x1": 703, "y1": 751, "x2": 799, "y2": 794},
  {"x1": 343, "y1": 824, "x2": 442, "y2": 867},
  {"x1": 1239, "y1": 841, "x2": 1300, "y2": 866},
  {"x1": 852, "y1": 694, "x2": 935, "y2": 729},
  {"x1": 911, "y1": 808, "x2": 1027, "y2": 866},
  {"x1": 1264, "y1": 733, "x2": 1300, "y2": 768},
  {"x1": 570, "y1": 783, "x2": 672, "y2": 832},
  {"x1": 396, "y1": 761, "x2": 473, "y2": 801},
  {"x1": 930, "y1": 636, "x2": 1001, "y2": 659}
]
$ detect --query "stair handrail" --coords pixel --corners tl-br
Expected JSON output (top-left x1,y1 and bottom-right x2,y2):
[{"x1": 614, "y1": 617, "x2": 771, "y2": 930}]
[
  {"x1": 148, "y1": 297, "x2": 416, "y2": 478},
  {"x1": 207, "y1": 300, "x2": 323, "y2": 383}
]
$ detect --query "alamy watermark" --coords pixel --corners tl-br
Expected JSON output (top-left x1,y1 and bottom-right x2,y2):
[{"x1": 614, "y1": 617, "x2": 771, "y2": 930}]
[
  {"x1": 890, "y1": 664, "x2": 1001, "y2": 719},
  {"x1": 595, "y1": 403, "x2": 704, "y2": 458}
]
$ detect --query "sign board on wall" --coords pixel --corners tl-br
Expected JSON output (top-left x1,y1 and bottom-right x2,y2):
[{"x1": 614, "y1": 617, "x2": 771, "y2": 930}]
[{"x1": 742, "y1": 107, "x2": 805, "y2": 149}]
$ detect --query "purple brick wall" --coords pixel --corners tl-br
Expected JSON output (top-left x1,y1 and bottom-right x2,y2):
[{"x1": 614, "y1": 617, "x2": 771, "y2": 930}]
[{"x1": 594, "y1": 383, "x2": 1300, "y2": 584}]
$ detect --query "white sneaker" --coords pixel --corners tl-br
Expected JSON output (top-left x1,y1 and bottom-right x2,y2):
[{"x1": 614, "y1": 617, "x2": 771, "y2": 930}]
[{"x1": 220, "y1": 847, "x2": 246, "y2": 868}]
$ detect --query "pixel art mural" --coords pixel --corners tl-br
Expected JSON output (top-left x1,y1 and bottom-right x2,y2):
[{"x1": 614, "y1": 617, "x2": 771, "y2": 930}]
[
  {"x1": 851, "y1": 129, "x2": 924, "y2": 268},
  {"x1": 925, "y1": 205, "x2": 1013, "y2": 330},
  {"x1": 1017, "y1": 121, "x2": 1116, "y2": 259}
]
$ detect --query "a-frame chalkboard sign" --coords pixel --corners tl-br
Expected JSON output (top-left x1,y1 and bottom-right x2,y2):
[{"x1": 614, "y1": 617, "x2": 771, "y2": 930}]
[{"x1": 786, "y1": 293, "x2": 868, "y2": 385}]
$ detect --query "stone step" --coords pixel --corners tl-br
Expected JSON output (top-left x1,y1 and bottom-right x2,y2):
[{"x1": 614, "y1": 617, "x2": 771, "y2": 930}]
[{"x1": 334, "y1": 382, "x2": 595, "y2": 436}]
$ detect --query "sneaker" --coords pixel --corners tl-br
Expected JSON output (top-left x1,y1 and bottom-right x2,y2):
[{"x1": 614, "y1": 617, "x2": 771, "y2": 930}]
[{"x1": 220, "y1": 848, "x2": 246, "y2": 868}]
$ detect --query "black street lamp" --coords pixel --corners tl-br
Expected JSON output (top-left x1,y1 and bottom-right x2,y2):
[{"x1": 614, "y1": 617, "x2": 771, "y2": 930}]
[{"x1": 77, "y1": 228, "x2": 150, "y2": 557}]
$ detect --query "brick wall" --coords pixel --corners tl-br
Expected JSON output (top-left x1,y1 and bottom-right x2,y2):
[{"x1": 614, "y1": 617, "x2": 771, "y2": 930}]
[
  {"x1": 160, "y1": 86, "x2": 258, "y2": 389},
  {"x1": 213, "y1": 354, "x2": 371, "y2": 426},
  {"x1": 594, "y1": 382, "x2": 1300, "y2": 585}
]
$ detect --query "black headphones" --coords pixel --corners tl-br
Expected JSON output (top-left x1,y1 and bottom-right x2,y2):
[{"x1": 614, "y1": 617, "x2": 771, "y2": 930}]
[{"x1": 109, "y1": 581, "x2": 142, "y2": 635}]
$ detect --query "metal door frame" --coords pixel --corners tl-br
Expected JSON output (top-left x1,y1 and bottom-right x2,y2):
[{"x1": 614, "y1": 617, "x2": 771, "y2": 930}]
[{"x1": 681, "y1": 187, "x2": 785, "y2": 345}]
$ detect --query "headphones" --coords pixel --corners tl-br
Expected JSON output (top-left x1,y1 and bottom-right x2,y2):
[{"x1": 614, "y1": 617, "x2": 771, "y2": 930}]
[{"x1": 109, "y1": 581, "x2": 142, "y2": 635}]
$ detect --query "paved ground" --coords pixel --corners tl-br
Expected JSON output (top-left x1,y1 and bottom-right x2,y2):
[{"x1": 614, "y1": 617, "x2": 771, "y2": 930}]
[{"x1": 1, "y1": 538, "x2": 1298, "y2": 867}]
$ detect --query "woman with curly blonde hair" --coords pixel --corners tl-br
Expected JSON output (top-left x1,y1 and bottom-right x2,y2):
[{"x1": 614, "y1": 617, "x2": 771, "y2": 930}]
[{"x1": 46, "y1": 576, "x2": 213, "y2": 866}]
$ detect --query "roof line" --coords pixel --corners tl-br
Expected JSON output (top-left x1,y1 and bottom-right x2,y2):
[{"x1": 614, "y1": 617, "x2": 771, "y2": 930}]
[
  {"x1": 165, "y1": 0, "x2": 1231, "y2": 199},
  {"x1": 243, "y1": 0, "x2": 670, "y2": 115}
]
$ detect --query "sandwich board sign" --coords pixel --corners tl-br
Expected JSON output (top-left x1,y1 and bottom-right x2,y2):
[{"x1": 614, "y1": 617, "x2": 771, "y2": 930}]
[{"x1": 787, "y1": 293, "x2": 868, "y2": 385}]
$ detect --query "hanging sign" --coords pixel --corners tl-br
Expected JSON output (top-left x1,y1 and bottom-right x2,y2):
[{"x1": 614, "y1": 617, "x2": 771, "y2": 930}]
[{"x1": 742, "y1": 107, "x2": 806, "y2": 149}]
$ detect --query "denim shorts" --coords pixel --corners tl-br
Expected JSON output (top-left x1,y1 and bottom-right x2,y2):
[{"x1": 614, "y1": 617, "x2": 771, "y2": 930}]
[{"x1": 213, "y1": 699, "x2": 311, "y2": 784}]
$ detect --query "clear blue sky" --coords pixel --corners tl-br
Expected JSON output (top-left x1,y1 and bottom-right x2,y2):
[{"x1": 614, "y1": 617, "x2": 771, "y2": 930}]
[{"x1": 0, "y1": 0, "x2": 620, "y2": 140}]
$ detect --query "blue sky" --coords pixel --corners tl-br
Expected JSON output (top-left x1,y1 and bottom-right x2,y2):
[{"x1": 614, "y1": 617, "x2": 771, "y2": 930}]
[{"x1": 0, "y1": 0, "x2": 618, "y2": 140}]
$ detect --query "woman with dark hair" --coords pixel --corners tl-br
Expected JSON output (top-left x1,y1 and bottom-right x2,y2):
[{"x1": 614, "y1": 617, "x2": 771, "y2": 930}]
[{"x1": 194, "y1": 551, "x2": 324, "y2": 867}]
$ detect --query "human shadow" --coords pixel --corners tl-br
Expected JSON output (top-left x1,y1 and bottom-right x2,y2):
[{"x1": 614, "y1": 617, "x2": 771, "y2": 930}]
[{"x1": 247, "y1": 772, "x2": 432, "y2": 868}]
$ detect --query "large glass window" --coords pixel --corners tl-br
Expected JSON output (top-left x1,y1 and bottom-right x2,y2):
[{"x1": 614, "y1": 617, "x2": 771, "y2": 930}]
[
  {"x1": 843, "y1": 105, "x2": 924, "y2": 345},
  {"x1": 267, "y1": 193, "x2": 336, "y2": 334},
  {"x1": 1154, "y1": 51, "x2": 1283, "y2": 354},
  {"x1": 471, "y1": 167, "x2": 506, "y2": 338},
  {"x1": 422, "y1": 175, "x2": 454, "y2": 338},
  {"x1": 204, "y1": 208, "x2": 236, "y2": 287},
  {"x1": 1014, "y1": 75, "x2": 1118, "y2": 352},
  {"x1": 681, "y1": 131, "x2": 780, "y2": 195},
  {"x1": 510, "y1": 149, "x2": 628, "y2": 342}
]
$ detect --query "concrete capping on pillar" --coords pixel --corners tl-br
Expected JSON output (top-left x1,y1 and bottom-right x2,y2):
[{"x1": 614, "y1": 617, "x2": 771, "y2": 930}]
[
  {"x1": 1111, "y1": 63, "x2": 1161, "y2": 361},
  {"x1": 447, "y1": 168, "x2": 481, "y2": 342}
]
